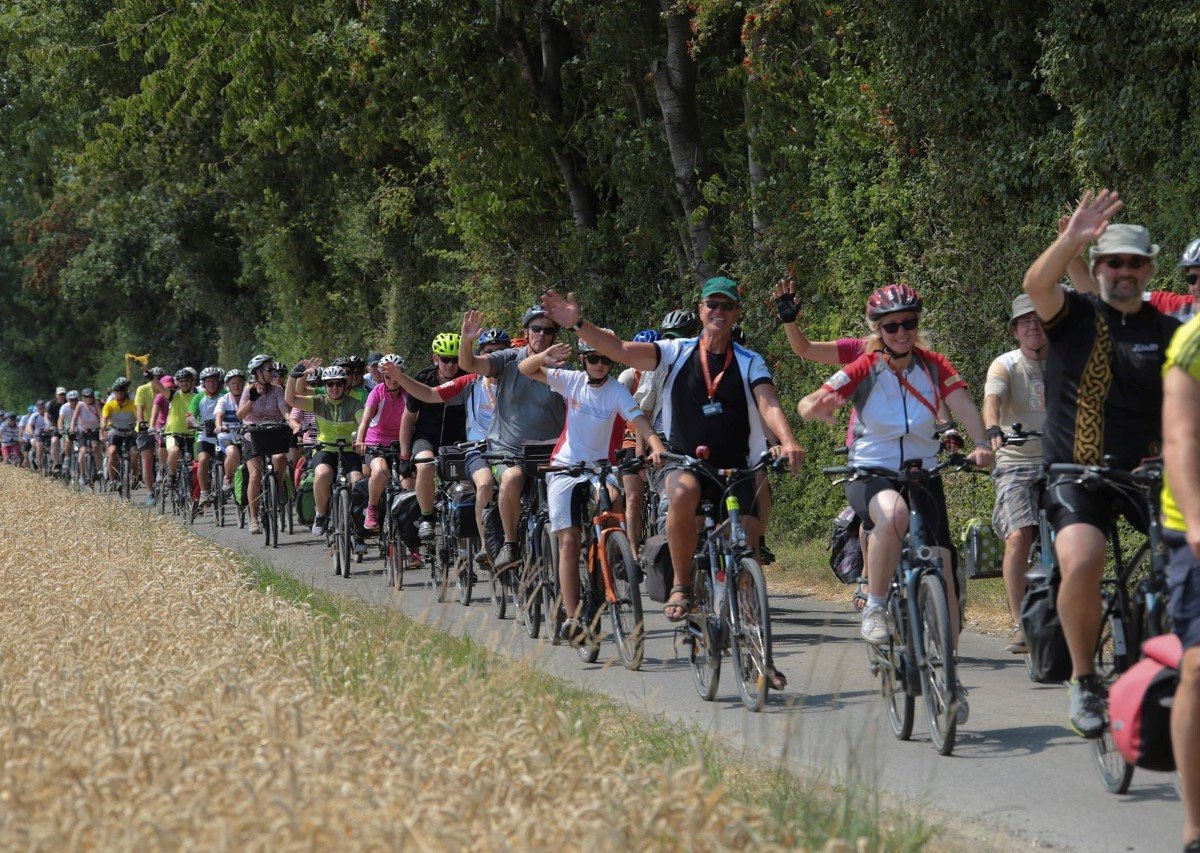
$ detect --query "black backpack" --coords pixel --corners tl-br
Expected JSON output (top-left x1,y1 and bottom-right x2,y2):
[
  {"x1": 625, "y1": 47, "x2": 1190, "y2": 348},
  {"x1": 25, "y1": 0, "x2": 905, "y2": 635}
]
[{"x1": 828, "y1": 506, "x2": 864, "y2": 584}]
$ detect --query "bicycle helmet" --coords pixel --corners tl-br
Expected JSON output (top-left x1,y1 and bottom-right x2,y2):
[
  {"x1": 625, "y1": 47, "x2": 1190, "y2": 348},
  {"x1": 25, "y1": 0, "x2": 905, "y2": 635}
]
[
  {"x1": 199, "y1": 366, "x2": 224, "y2": 382},
  {"x1": 431, "y1": 332, "x2": 461, "y2": 357},
  {"x1": 174, "y1": 367, "x2": 197, "y2": 382},
  {"x1": 378, "y1": 353, "x2": 405, "y2": 370},
  {"x1": 1179, "y1": 238, "x2": 1200, "y2": 268},
  {"x1": 330, "y1": 356, "x2": 350, "y2": 368},
  {"x1": 224, "y1": 368, "x2": 245, "y2": 381},
  {"x1": 81, "y1": 388, "x2": 94, "y2": 398},
  {"x1": 522, "y1": 305, "x2": 550, "y2": 328},
  {"x1": 247, "y1": 353, "x2": 273, "y2": 373},
  {"x1": 66, "y1": 390, "x2": 79, "y2": 401},
  {"x1": 478, "y1": 328, "x2": 511, "y2": 348},
  {"x1": 632, "y1": 329, "x2": 661, "y2": 344},
  {"x1": 660, "y1": 308, "x2": 698, "y2": 336},
  {"x1": 576, "y1": 329, "x2": 614, "y2": 355},
  {"x1": 111, "y1": 377, "x2": 131, "y2": 391},
  {"x1": 271, "y1": 360, "x2": 287, "y2": 374},
  {"x1": 321, "y1": 365, "x2": 349, "y2": 382},
  {"x1": 866, "y1": 284, "x2": 923, "y2": 321},
  {"x1": 27, "y1": 405, "x2": 36, "y2": 413},
  {"x1": 344, "y1": 355, "x2": 364, "y2": 373}
]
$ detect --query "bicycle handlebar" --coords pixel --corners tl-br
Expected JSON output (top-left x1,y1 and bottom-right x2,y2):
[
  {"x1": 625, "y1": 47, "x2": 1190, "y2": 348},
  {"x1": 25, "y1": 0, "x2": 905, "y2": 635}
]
[
  {"x1": 822, "y1": 453, "x2": 981, "y2": 482},
  {"x1": 658, "y1": 448, "x2": 787, "y2": 483}
]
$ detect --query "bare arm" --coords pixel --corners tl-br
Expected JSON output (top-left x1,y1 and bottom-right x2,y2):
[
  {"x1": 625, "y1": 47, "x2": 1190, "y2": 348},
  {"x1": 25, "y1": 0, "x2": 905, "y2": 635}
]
[
  {"x1": 399, "y1": 408, "x2": 416, "y2": 458},
  {"x1": 539, "y1": 290, "x2": 659, "y2": 371},
  {"x1": 518, "y1": 343, "x2": 571, "y2": 384},
  {"x1": 982, "y1": 394, "x2": 1004, "y2": 451},
  {"x1": 628, "y1": 414, "x2": 666, "y2": 457},
  {"x1": 379, "y1": 364, "x2": 443, "y2": 404},
  {"x1": 782, "y1": 324, "x2": 847, "y2": 365},
  {"x1": 752, "y1": 383, "x2": 806, "y2": 474},
  {"x1": 944, "y1": 387, "x2": 994, "y2": 467},
  {"x1": 1164, "y1": 366, "x2": 1200, "y2": 558},
  {"x1": 1057, "y1": 212, "x2": 1098, "y2": 294},
  {"x1": 283, "y1": 376, "x2": 312, "y2": 410},
  {"x1": 457, "y1": 310, "x2": 489, "y2": 376}
]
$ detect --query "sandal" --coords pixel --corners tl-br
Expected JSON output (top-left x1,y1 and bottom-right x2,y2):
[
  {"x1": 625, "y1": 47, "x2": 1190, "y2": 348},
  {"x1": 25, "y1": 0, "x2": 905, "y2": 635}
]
[
  {"x1": 852, "y1": 579, "x2": 868, "y2": 613},
  {"x1": 767, "y1": 665, "x2": 788, "y2": 691},
  {"x1": 663, "y1": 584, "x2": 692, "y2": 622}
]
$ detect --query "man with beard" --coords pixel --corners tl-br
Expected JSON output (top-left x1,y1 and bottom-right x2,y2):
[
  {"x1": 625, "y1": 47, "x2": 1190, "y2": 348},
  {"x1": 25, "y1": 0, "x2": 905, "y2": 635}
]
[
  {"x1": 1023, "y1": 190, "x2": 1181, "y2": 738},
  {"x1": 983, "y1": 294, "x2": 1047, "y2": 654}
]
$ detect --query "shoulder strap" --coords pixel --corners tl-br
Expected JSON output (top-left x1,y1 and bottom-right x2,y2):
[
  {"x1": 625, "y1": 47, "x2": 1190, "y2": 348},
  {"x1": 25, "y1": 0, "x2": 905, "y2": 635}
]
[{"x1": 894, "y1": 350, "x2": 941, "y2": 418}]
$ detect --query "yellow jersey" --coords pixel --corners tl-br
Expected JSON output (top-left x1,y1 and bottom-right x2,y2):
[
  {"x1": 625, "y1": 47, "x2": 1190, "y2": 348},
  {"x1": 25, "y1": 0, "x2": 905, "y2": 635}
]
[{"x1": 1162, "y1": 315, "x2": 1200, "y2": 532}]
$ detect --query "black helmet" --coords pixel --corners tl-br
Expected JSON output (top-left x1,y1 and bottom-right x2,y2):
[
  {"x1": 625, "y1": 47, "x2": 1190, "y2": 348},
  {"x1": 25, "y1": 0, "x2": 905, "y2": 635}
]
[
  {"x1": 111, "y1": 377, "x2": 131, "y2": 391},
  {"x1": 247, "y1": 354, "x2": 273, "y2": 373},
  {"x1": 522, "y1": 305, "x2": 551, "y2": 328},
  {"x1": 345, "y1": 355, "x2": 365, "y2": 372},
  {"x1": 174, "y1": 366, "x2": 197, "y2": 382}
]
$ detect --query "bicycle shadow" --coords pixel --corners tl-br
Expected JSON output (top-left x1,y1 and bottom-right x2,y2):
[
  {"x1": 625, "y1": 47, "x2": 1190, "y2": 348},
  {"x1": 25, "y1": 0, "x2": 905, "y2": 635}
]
[{"x1": 949, "y1": 724, "x2": 1071, "y2": 758}]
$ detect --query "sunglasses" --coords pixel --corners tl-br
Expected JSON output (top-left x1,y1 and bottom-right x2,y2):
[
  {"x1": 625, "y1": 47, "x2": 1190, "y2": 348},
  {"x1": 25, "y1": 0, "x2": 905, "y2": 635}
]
[
  {"x1": 436, "y1": 355, "x2": 457, "y2": 364},
  {"x1": 1101, "y1": 256, "x2": 1149, "y2": 270},
  {"x1": 325, "y1": 380, "x2": 347, "y2": 388},
  {"x1": 527, "y1": 325, "x2": 558, "y2": 335},
  {"x1": 1186, "y1": 273, "x2": 1199, "y2": 287},
  {"x1": 582, "y1": 353, "x2": 613, "y2": 366},
  {"x1": 880, "y1": 317, "x2": 919, "y2": 334},
  {"x1": 702, "y1": 299, "x2": 737, "y2": 312}
]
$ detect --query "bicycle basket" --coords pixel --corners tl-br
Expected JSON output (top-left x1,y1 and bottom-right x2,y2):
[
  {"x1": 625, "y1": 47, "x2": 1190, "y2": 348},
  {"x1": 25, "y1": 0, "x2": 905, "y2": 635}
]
[
  {"x1": 436, "y1": 445, "x2": 469, "y2": 482},
  {"x1": 962, "y1": 518, "x2": 1004, "y2": 580},
  {"x1": 248, "y1": 424, "x2": 291, "y2": 457}
]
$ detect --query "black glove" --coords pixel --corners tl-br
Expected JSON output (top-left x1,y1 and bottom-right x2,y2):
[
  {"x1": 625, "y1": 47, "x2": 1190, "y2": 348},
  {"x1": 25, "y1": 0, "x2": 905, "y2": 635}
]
[
  {"x1": 289, "y1": 365, "x2": 306, "y2": 379},
  {"x1": 248, "y1": 386, "x2": 260, "y2": 402},
  {"x1": 985, "y1": 426, "x2": 1005, "y2": 445},
  {"x1": 775, "y1": 291, "x2": 800, "y2": 323}
]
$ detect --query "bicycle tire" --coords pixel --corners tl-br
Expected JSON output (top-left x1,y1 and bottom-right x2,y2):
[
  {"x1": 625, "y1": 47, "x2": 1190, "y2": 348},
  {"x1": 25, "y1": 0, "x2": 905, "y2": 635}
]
[
  {"x1": 518, "y1": 539, "x2": 542, "y2": 639},
  {"x1": 605, "y1": 530, "x2": 644, "y2": 671},
  {"x1": 730, "y1": 557, "x2": 772, "y2": 712},
  {"x1": 337, "y1": 487, "x2": 352, "y2": 574},
  {"x1": 1093, "y1": 589, "x2": 1135, "y2": 794},
  {"x1": 542, "y1": 525, "x2": 564, "y2": 644},
  {"x1": 878, "y1": 593, "x2": 915, "y2": 740},
  {"x1": 264, "y1": 474, "x2": 279, "y2": 549},
  {"x1": 456, "y1": 539, "x2": 475, "y2": 606},
  {"x1": 577, "y1": 549, "x2": 601, "y2": 664},
  {"x1": 121, "y1": 456, "x2": 132, "y2": 502},
  {"x1": 688, "y1": 562, "x2": 721, "y2": 701},
  {"x1": 213, "y1": 467, "x2": 225, "y2": 528},
  {"x1": 917, "y1": 573, "x2": 958, "y2": 755}
]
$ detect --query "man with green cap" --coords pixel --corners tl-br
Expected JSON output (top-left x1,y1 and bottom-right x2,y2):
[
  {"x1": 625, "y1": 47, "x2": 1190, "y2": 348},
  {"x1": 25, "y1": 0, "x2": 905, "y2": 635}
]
[
  {"x1": 1023, "y1": 190, "x2": 1181, "y2": 738},
  {"x1": 983, "y1": 293, "x2": 1047, "y2": 653}
]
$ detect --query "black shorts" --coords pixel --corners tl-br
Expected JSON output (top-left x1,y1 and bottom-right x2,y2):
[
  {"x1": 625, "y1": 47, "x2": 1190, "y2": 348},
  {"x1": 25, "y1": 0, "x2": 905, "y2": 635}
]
[
  {"x1": 312, "y1": 450, "x2": 362, "y2": 474},
  {"x1": 107, "y1": 433, "x2": 135, "y2": 452},
  {"x1": 365, "y1": 446, "x2": 400, "y2": 467},
  {"x1": 1044, "y1": 477, "x2": 1150, "y2": 535},
  {"x1": 136, "y1": 430, "x2": 158, "y2": 452},
  {"x1": 412, "y1": 436, "x2": 437, "y2": 458},
  {"x1": 662, "y1": 462, "x2": 758, "y2": 521},
  {"x1": 1165, "y1": 531, "x2": 1200, "y2": 650},
  {"x1": 844, "y1": 474, "x2": 952, "y2": 549}
]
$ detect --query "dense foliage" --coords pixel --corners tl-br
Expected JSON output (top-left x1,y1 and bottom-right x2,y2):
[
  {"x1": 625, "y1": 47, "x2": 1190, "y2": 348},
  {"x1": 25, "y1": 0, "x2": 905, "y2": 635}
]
[{"x1": 3, "y1": 0, "x2": 1197, "y2": 535}]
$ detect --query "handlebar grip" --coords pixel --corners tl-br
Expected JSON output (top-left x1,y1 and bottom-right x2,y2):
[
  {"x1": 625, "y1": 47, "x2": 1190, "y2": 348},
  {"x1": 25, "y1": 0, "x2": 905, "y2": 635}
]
[{"x1": 822, "y1": 466, "x2": 853, "y2": 476}]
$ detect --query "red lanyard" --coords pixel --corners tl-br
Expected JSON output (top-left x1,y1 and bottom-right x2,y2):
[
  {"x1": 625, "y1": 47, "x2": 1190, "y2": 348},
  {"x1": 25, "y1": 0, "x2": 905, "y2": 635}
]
[
  {"x1": 885, "y1": 353, "x2": 940, "y2": 417},
  {"x1": 699, "y1": 338, "x2": 734, "y2": 401}
]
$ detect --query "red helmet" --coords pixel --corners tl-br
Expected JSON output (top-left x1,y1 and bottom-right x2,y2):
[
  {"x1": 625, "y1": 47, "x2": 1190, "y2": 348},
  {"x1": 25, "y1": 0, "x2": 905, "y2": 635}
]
[{"x1": 866, "y1": 284, "x2": 923, "y2": 321}]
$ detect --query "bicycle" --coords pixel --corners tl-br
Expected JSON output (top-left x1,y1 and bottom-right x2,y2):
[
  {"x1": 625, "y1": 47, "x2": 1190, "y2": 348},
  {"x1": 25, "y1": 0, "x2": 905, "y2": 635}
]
[
  {"x1": 823, "y1": 453, "x2": 982, "y2": 751},
  {"x1": 160, "y1": 432, "x2": 196, "y2": 521},
  {"x1": 316, "y1": 438, "x2": 359, "y2": 576},
  {"x1": 435, "y1": 442, "x2": 487, "y2": 607},
  {"x1": 542, "y1": 456, "x2": 647, "y2": 670},
  {"x1": 246, "y1": 422, "x2": 291, "y2": 548},
  {"x1": 664, "y1": 448, "x2": 785, "y2": 712},
  {"x1": 1042, "y1": 457, "x2": 1170, "y2": 794},
  {"x1": 197, "y1": 426, "x2": 228, "y2": 528},
  {"x1": 75, "y1": 429, "x2": 100, "y2": 493},
  {"x1": 108, "y1": 427, "x2": 138, "y2": 501}
]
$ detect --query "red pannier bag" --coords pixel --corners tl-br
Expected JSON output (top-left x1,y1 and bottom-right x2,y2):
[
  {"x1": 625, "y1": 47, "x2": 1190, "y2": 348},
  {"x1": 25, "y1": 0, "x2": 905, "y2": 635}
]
[{"x1": 1110, "y1": 633, "x2": 1182, "y2": 772}]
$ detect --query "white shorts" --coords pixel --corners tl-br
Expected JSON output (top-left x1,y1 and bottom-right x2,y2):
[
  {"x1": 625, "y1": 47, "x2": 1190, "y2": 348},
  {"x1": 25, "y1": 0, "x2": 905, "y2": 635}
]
[{"x1": 547, "y1": 471, "x2": 617, "y2": 532}]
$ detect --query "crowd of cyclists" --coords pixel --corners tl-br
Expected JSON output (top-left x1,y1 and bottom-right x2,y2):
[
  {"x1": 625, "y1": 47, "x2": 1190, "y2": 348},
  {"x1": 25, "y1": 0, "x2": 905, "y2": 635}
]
[{"x1": 3, "y1": 190, "x2": 1200, "y2": 850}]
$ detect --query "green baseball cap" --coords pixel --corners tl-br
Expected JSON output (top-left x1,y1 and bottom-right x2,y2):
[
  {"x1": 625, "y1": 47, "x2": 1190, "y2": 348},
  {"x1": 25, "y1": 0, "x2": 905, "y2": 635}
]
[{"x1": 700, "y1": 277, "x2": 740, "y2": 302}]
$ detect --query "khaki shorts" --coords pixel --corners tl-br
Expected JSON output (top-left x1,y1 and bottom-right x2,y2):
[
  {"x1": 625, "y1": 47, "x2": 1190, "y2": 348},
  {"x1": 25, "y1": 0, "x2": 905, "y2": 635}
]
[{"x1": 991, "y1": 463, "x2": 1041, "y2": 540}]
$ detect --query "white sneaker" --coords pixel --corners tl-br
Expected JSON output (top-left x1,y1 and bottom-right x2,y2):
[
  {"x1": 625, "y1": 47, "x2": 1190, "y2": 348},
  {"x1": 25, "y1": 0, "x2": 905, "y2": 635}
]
[{"x1": 861, "y1": 605, "x2": 890, "y2": 645}]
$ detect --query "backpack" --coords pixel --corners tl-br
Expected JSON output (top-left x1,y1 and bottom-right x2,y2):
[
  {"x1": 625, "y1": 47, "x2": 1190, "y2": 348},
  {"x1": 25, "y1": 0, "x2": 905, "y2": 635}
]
[
  {"x1": 232, "y1": 463, "x2": 248, "y2": 508},
  {"x1": 828, "y1": 506, "x2": 864, "y2": 584},
  {"x1": 295, "y1": 468, "x2": 316, "y2": 526},
  {"x1": 962, "y1": 518, "x2": 1004, "y2": 579},
  {"x1": 640, "y1": 534, "x2": 674, "y2": 603},
  {"x1": 1111, "y1": 634, "x2": 1182, "y2": 772},
  {"x1": 1020, "y1": 566, "x2": 1073, "y2": 683}
]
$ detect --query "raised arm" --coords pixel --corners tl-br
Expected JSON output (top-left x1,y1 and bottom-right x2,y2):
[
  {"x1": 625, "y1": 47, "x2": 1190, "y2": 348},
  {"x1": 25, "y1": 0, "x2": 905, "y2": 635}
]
[
  {"x1": 378, "y1": 362, "x2": 443, "y2": 404},
  {"x1": 774, "y1": 278, "x2": 850, "y2": 365},
  {"x1": 540, "y1": 290, "x2": 659, "y2": 371},
  {"x1": 1024, "y1": 191, "x2": 1123, "y2": 320},
  {"x1": 519, "y1": 343, "x2": 571, "y2": 384},
  {"x1": 1057, "y1": 212, "x2": 1098, "y2": 294},
  {"x1": 457, "y1": 310, "x2": 489, "y2": 376}
]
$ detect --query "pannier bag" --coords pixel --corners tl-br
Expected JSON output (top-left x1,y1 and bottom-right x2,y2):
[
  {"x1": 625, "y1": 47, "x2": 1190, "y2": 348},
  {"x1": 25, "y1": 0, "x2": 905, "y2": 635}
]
[
  {"x1": 962, "y1": 518, "x2": 1004, "y2": 579},
  {"x1": 1111, "y1": 633, "x2": 1183, "y2": 772},
  {"x1": 1020, "y1": 566, "x2": 1073, "y2": 684},
  {"x1": 641, "y1": 534, "x2": 674, "y2": 603},
  {"x1": 248, "y1": 423, "x2": 291, "y2": 458},
  {"x1": 828, "y1": 505, "x2": 864, "y2": 584},
  {"x1": 232, "y1": 464, "x2": 248, "y2": 508},
  {"x1": 448, "y1": 482, "x2": 477, "y2": 539},
  {"x1": 389, "y1": 489, "x2": 423, "y2": 549},
  {"x1": 295, "y1": 468, "x2": 316, "y2": 526}
]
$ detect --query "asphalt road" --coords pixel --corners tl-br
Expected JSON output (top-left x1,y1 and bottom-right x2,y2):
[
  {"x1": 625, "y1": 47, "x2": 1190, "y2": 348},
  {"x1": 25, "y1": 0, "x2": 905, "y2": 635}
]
[{"x1": 155, "y1": 493, "x2": 1181, "y2": 852}]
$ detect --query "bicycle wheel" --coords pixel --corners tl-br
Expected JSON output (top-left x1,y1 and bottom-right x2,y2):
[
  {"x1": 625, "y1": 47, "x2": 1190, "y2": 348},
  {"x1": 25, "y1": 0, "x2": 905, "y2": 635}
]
[
  {"x1": 877, "y1": 593, "x2": 915, "y2": 740},
  {"x1": 336, "y1": 487, "x2": 352, "y2": 574},
  {"x1": 518, "y1": 538, "x2": 542, "y2": 639},
  {"x1": 383, "y1": 511, "x2": 402, "y2": 589},
  {"x1": 542, "y1": 525, "x2": 564, "y2": 644},
  {"x1": 1093, "y1": 591, "x2": 1135, "y2": 794},
  {"x1": 457, "y1": 539, "x2": 475, "y2": 606},
  {"x1": 122, "y1": 456, "x2": 133, "y2": 502},
  {"x1": 917, "y1": 573, "x2": 958, "y2": 756},
  {"x1": 688, "y1": 563, "x2": 721, "y2": 701},
  {"x1": 730, "y1": 557, "x2": 773, "y2": 712},
  {"x1": 577, "y1": 550, "x2": 601, "y2": 664},
  {"x1": 605, "y1": 530, "x2": 644, "y2": 671},
  {"x1": 264, "y1": 475, "x2": 279, "y2": 549},
  {"x1": 213, "y1": 468, "x2": 226, "y2": 528}
]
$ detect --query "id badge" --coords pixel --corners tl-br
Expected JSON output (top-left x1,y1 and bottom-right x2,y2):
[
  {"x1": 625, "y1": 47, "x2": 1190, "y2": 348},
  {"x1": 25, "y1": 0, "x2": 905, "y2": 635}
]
[{"x1": 702, "y1": 400, "x2": 723, "y2": 417}]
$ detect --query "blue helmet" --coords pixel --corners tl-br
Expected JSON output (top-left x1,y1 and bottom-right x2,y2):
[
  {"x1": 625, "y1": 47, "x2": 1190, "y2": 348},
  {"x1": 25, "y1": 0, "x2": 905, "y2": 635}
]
[
  {"x1": 478, "y1": 328, "x2": 512, "y2": 348},
  {"x1": 633, "y1": 329, "x2": 661, "y2": 344}
]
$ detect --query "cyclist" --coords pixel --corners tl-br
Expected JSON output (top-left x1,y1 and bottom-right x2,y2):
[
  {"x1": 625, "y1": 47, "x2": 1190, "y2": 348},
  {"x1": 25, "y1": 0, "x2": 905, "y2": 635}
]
[
  {"x1": 630, "y1": 308, "x2": 698, "y2": 424},
  {"x1": 1022, "y1": 190, "x2": 1181, "y2": 737},
  {"x1": 1066, "y1": 223, "x2": 1199, "y2": 322},
  {"x1": 1162, "y1": 312, "x2": 1200, "y2": 853},
  {"x1": 188, "y1": 367, "x2": 225, "y2": 506},
  {"x1": 58, "y1": 390, "x2": 78, "y2": 470},
  {"x1": 162, "y1": 367, "x2": 198, "y2": 491},
  {"x1": 355, "y1": 353, "x2": 409, "y2": 532},
  {"x1": 541, "y1": 279, "x2": 805, "y2": 647},
  {"x1": 25, "y1": 401, "x2": 52, "y2": 472},
  {"x1": 798, "y1": 284, "x2": 993, "y2": 715},
  {"x1": 214, "y1": 369, "x2": 245, "y2": 492},
  {"x1": 401, "y1": 333, "x2": 469, "y2": 541},
  {"x1": 364, "y1": 352, "x2": 383, "y2": 391},
  {"x1": 1, "y1": 411, "x2": 20, "y2": 463},
  {"x1": 46, "y1": 387, "x2": 66, "y2": 473},
  {"x1": 238, "y1": 354, "x2": 292, "y2": 535},
  {"x1": 285, "y1": 362, "x2": 365, "y2": 550},
  {"x1": 381, "y1": 330, "x2": 511, "y2": 552},
  {"x1": 101, "y1": 377, "x2": 138, "y2": 483},
  {"x1": 982, "y1": 294, "x2": 1047, "y2": 654},
  {"x1": 344, "y1": 355, "x2": 369, "y2": 404},
  {"x1": 458, "y1": 306, "x2": 567, "y2": 571},
  {"x1": 617, "y1": 328, "x2": 661, "y2": 555},
  {"x1": 70, "y1": 388, "x2": 102, "y2": 484},
  {"x1": 520, "y1": 335, "x2": 667, "y2": 644}
]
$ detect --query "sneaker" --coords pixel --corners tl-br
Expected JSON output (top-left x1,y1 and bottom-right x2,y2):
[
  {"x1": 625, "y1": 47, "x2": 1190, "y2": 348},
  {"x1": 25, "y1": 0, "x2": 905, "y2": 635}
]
[
  {"x1": 1068, "y1": 675, "x2": 1107, "y2": 739},
  {"x1": 250, "y1": 521, "x2": 262, "y2": 535},
  {"x1": 417, "y1": 517, "x2": 435, "y2": 541},
  {"x1": 353, "y1": 536, "x2": 367, "y2": 556},
  {"x1": 758, "y1": 537, "x2": 776, "y2": 566},
  {"x1": 954, "y1": 684, "x2": 970, "y2": 725},
  {"x1": 408, "y1": 547, "x2": 422, "y2": 565},
  {"x1": 144, "y1": 493, "x2": 155, "y2": 507},
  {"x1": 561, "y1": 618, "x2": 588, "y2": 647},
  {"x1": 364, "y1": 505, "x2": 379, "y2": 530},
  {"x1": 474, "y1": 549, "x2": 492, "y2": 569},
  {"x1": 199, "y1": 491, "x2": 210, "y2": 505},
  {"x1": 494, "y1": 543, "x2": 520, "y2": 571},
  {"x1": 861, "y1": 604, "x2": 890, "y2": 645},
  {"x1": 1004, "y1": 626, "x2": 1028, "y2": 655},
  {"x1": 311, "y1": 514, "x2": 328, "y2": 537}
]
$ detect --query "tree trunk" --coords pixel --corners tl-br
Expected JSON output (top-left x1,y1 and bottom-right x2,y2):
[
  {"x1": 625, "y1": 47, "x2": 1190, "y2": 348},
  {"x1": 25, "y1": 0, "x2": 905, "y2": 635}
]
[{"x1": 746, "y1": 26, "x2": 769, "y2": 239}]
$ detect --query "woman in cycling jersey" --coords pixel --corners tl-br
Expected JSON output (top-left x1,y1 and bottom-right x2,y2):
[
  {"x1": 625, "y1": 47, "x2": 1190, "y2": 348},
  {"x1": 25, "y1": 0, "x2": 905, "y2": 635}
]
[
  {"x1": 70, "y1": 388, "x2": 103, "y2": 484},
  {"x1": 356, "y1": 353, "x2": 410, "y2": 531},
  {"x1": 237, "y1": 353, "x2": 291, "y2": 535},
  {"x1": 215, "y1": 369, "x2": 245, "y2": 491},
  {"x1": 799, "y1": 285, "x2": 993, "y2": 716}
]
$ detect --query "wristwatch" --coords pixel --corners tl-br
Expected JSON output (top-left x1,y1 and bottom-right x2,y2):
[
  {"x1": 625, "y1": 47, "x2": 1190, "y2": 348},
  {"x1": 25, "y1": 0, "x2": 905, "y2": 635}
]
[{"x1": 568, "y1": 319, "x2": 584, "y2": 331}]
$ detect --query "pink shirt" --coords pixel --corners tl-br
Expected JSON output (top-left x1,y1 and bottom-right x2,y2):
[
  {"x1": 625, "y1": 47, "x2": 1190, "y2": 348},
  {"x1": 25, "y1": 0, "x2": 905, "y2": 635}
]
[
  {"x1": 363, "y1": 383, "x2": 409, "y2": 446},
  {"x1": 151, "y1": 394, "x2": 169, "y2": 429}
]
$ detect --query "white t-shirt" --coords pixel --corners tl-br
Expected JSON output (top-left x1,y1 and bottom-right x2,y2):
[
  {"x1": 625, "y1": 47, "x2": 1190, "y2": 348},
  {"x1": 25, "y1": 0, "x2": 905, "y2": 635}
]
[{"x1": 544, "y1": 369, "x2": 640, "y2": 466}]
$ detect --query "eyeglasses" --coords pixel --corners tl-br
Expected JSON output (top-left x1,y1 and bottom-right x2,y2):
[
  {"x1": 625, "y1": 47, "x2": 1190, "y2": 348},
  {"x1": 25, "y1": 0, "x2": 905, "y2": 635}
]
[
  {"x1": 582, "y1": 354, "x2": 613, "y2": 366},
  {"x1": 880, "y1": 317, "x2": 919, "y2": 334},
  {"x1": 1014, "y1": 316, "x2": 1041, "y2": 329},
  {"x1": 702, "y1": 299, "x2": 736, "y2": 312},
  {"x1": 1101, "y1": 256, "x2": 1150, "y2": 270},
  {"x1": 436, "y1": 355, "x2": 458, "y2": 364},
  {"x1": 325, "y1": 380, "x2": 346, "y2": 388},
  {"x1": 527, "y1": 325, "x2": 558, "y2": 335},
  {"x1": 1186, "y1": 273, "x2": 1199, "y2": 287}
]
